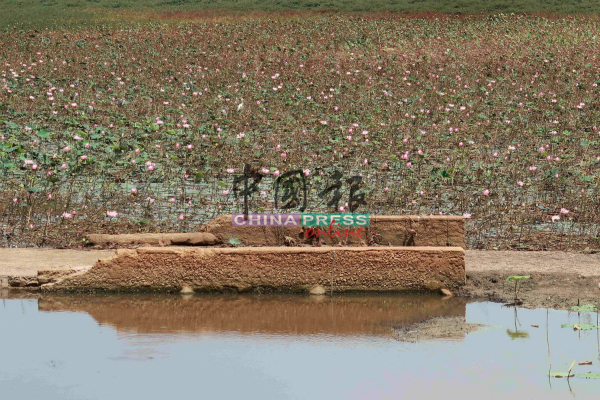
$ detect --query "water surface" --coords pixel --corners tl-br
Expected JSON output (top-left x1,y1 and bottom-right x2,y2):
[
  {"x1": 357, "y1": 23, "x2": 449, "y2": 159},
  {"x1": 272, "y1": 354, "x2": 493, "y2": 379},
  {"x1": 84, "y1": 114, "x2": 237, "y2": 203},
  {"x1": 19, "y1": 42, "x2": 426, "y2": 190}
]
[{"x1": 1, "y1": 293, "x2": 599, "y2": 399}]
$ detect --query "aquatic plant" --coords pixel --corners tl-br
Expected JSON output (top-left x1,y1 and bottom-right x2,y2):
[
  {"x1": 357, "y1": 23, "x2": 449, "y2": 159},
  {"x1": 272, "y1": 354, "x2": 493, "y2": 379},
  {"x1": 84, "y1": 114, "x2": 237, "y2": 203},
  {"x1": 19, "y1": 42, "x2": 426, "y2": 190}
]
[
  {"x1": 571, "y1": 304, "x2": 598, "y2": 313},
  {"x1": 2, "y1": 15, "x2": 600, "y2": 248},
  {"x1": 549, "y1": 360, "x2": 576, "y2": 379},
  {"x1": 506, "y1": 275, "x2": 531, "y2": 305},
  {"x1": 561, "y1": 323, "x2": 599, "y2": 330},
  {"x1": 578, "y1": 372, "x2": 600, "y2": 379}
]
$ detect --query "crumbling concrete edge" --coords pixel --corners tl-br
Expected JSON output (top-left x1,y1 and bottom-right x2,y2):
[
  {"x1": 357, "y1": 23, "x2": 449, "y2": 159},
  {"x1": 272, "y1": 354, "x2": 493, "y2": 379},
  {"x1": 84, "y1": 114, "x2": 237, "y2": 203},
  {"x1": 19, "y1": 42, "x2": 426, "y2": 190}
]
[{"x1": 40, "y1": 252, "x2": 119, "y2": 291}]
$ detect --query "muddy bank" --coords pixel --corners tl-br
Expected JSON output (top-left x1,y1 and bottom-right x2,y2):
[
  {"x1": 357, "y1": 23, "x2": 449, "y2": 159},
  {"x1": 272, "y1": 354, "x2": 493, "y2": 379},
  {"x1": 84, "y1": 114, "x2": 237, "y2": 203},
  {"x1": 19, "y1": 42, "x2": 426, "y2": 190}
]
[
  {"x1": 460, "y1": 271, "x2": 600, "y2": 310},
  {"x1": 462, "y1": 250, "x2": 600, "y2": 310},
  {"x1": 393, "y1": 316, "x2": 484, "y2": 342}
]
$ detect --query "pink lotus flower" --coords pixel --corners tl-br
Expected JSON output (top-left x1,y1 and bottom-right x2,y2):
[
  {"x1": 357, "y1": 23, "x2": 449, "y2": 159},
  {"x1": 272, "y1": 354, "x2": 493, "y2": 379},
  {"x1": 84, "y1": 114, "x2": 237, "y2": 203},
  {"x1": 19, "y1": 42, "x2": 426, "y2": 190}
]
[
  {"x1": 226, "y1": 168, "x2": 234, "y2": 174},
  {"x1": 106, "y1": 211, "x2": 117, "y2": 218},
  {"x1": 483, "y1": 189, "x2": 490, "y2": 196},
  {"x1": 517, "y1": 181, "x2": 524, "y2": 186},
  {"x1": 62, "y1": 212, "x2": 72, "y2": 219},
  {"x1": 551, "y1": 215, "x2": 560, "y2": 222},
  {"x1": 463, "y1": 213, "x2": 472, "y2": 219},
  {"x1": 281, "y1": 152, "x2": 287, "y2": 158},
  {"x1": 261, "y1": 168, "x2": 270, "y2": 174},
  {"x1": 560, "y1": 208, "x2": 569, "y2": 214},
  {"x1": 179, "y1": 214, "x2": 184, "y2": 220},
  {"x1": 131, "y1": 188, "x2": 137, "y2": 194},
  {"x1": 273, "y1": 170, "x2": 280, "y2": 176}
]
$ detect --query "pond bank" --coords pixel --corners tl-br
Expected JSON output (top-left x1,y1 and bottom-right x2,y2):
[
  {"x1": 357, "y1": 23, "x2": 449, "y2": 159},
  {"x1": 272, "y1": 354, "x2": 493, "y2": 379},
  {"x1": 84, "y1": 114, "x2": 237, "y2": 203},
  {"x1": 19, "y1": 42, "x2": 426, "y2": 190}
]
[{"x1": 1, "y1": 248, "x2": 598, "y2": 310}]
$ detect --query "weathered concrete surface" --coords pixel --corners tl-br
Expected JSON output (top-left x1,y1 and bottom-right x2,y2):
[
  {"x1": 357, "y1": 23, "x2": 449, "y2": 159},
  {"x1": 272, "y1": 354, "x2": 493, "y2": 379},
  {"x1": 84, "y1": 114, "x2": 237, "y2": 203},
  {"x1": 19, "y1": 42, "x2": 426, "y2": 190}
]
[
  {"x1": 87, "y1": 232, "x2": 221, "y2": 246},
  {"x1": 44, "y1": 246, "x2": 466, "y2": 293},
  {"x1": 200, "y1": 214, "x2": 465, "y2": 248}
]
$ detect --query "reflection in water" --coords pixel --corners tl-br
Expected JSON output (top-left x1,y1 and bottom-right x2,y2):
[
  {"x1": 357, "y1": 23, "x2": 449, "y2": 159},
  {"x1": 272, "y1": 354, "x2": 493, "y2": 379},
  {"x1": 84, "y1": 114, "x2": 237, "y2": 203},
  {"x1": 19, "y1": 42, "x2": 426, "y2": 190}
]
[
  {"x1": 37, "y1": 294, "x2": 468, "y2": 337},
  {"x1": 3, "y1": 295, "x2": 600, "y2": 399},
  {"x1": 506, "y1": 306, "x2": 530, "y2": 340}
]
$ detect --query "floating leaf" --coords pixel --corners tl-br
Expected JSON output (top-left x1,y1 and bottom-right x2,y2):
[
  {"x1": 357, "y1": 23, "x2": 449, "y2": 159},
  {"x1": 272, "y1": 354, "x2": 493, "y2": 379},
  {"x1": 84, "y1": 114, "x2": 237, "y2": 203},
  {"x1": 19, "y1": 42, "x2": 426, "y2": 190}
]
[
  {"x1": 228, "y1": 237, "x2": 241, "y2": 246},
  {"x1": 571, "y1": 304, "x2": 598, "y2": 312},
  {"x1": 579, "y1": 361, "x2": 593, "y2": 365},
  {"x1": 561, "y1": 323, "x2": 598, "y2": 330},
  {"x1": 506, "y1": 275, "x2": 531, "y2": 282},
  {"x1": 578, "y1": 373, "x2": 600, "y2": 379}
]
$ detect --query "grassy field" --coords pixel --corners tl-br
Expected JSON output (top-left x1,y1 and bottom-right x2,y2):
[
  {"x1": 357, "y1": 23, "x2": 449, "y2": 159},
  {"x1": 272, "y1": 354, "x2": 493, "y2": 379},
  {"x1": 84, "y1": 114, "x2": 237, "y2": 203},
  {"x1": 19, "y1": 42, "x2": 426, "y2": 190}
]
[
  {"x1": 1, "y1": 11, "x2": 600, "y2": 250},
  {"x1": 2, "y1": 0, "x2": 600, "y2": 29}
]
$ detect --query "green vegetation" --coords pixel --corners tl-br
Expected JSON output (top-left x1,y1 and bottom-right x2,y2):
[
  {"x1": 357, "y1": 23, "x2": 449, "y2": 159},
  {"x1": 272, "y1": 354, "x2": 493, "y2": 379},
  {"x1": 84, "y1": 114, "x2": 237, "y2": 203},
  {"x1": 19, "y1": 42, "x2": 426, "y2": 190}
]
[
  {"x1": 3, "y1": 0, "x2": 600, "y2": 29},
  {"x1": 549, "y1": 360, "x2": 576, "y2": 379},
  {"x1": 578, "y1": 373, "x2": 600, "y2": 379},
  {"x1": 561, "y1": 323, "x2": 599, "y2": 330},
  {"x1": 2, "y1": 14, "x2": 600, "y2": 248},
  {"x1": 571, "y1": 304, "x2": 598, "y2": 312},
  {"x1": 506, "y1": 276, "x2": 530, "y2": 304}
]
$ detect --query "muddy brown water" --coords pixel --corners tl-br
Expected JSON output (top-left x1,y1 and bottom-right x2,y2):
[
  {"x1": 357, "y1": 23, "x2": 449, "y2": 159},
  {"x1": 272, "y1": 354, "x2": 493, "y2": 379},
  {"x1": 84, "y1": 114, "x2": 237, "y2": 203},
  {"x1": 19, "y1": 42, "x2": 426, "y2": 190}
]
[{"x1": 1, "y1": 293, "x2": 600, "y2": 399}]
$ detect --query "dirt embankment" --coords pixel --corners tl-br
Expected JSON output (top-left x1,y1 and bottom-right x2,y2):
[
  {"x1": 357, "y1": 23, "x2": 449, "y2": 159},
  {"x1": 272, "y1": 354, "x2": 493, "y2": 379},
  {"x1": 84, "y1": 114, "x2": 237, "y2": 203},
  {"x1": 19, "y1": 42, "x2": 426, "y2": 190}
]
[{"x1": 461, "y1": 251, "x2": 600, "y2": 309}]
